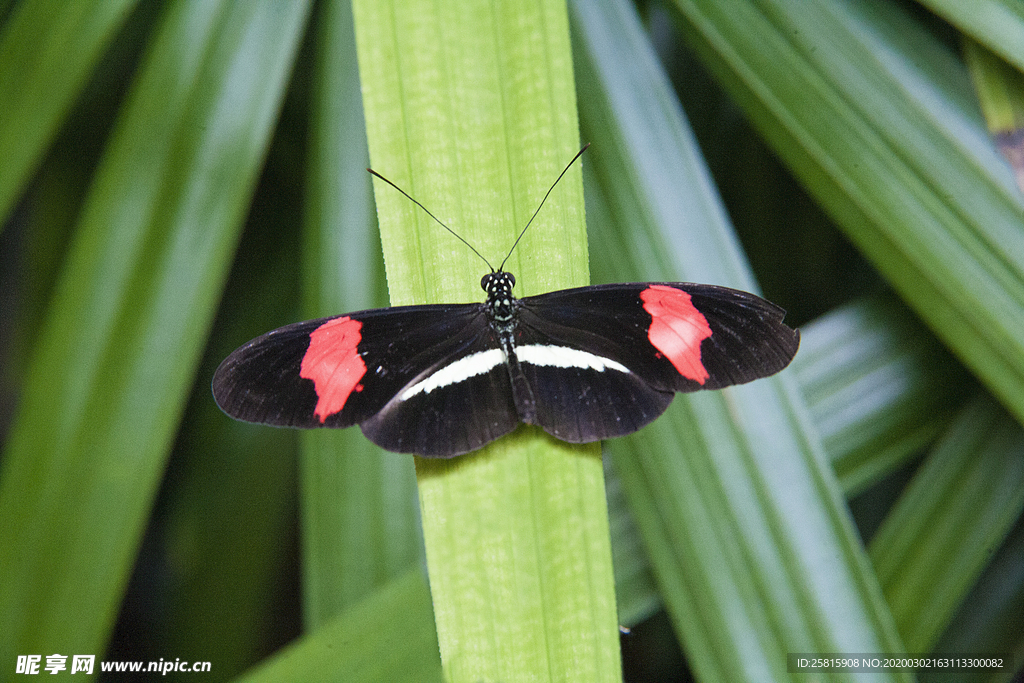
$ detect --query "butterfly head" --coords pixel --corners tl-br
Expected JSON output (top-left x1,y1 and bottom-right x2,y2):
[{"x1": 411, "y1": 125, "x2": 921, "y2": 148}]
[{"x1": 482, "y1": 271, "x2": 517, "y2": 321}]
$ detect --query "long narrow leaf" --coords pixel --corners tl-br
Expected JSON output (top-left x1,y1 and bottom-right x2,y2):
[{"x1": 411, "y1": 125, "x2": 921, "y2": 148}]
[
  {"x1": 964, "y1": 39, "x2": 1024, "y2": 193},
  {"x1": 232, "y1": 570, "x2": 443, "y2": 683},
  {"x1": 299, "y1": 0, "x2": 420, "y2": 628},
  {"x1": 0, "y1": 0, "x2": 138, "y2": 223},
  {"x1": 870, "y1": 394, "x2": 1024, "y2": 652},
  {"x1": 919, "y1": 0, "x2": 1024, "y2": 76},
  {"x1": 152, "y1": 161, "x2": 308, "y2": 676},
  {"x1": 572, "y1": 1, "x2": 908, "y2": 681},
  {"x1": 930, "y1": 517, "x2": 1024, "y2": 682},
  {"x1": 0, "y1": 0, "x2": 310, "y2": 662},
  {"x1": 667, "y1": 0, "x2": 1024, "y2": 426},
  {"x1": 792, "y1": 294, "x2": 970, "y2": 495},
  {"x1": 351, "y1": 0, "x2": 620, "y2": 679}
]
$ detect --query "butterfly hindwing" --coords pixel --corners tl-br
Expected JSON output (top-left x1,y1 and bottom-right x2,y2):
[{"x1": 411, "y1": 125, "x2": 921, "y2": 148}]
[
  {"x1": 359, "y1": 336, "x2": 520, "y2": 456},
  {"x1": 509, "y1": 303, "x2": 675, "y2": 442}
]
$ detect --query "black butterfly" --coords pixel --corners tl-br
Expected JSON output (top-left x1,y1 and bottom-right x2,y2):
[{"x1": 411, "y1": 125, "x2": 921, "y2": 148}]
[{"x1": 213, "y1": 146, "x2": 798, "y2": 457}]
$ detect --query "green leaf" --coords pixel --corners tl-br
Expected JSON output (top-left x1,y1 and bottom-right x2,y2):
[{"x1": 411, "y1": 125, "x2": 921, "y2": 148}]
[
  {"x1": 964, "y1": 39, "x2": 1024, "y2": 194},
  {"x1": 0, "y1": 0, "x2": 310, "y2": 662},
  {"x1": 919, "y1": 0, "x2": 1024, "y2": 76},
  {"x1": 572, "y1": 1, "x2": 908, "y2": 681},
  {"x1": 351, "y1": 0, "x2": 620, "y2": 679},
  {"x1": 666, "y1": 0, "x2": 1024, "y2": 428},
  {"x1": 930, "y1": 518, "x2": 1024, "y2": 677},
  {"x1": 232, "y1": 569, "x2": 443, "y2": 683},
  {"x1": 151, "y1": 166, "x2": 306, "y2": 676},
  {"x1": 606, "y1": 455, "x2": 661, "y2": 627},
  {"x1": 791, "y1": 294, "x2": 970, "y2": 495},
  {"x1": 870, "y1": 394, "x2": 1024, "y2": 652},
  {"x1": 964, "y1": 39, "x2": 1024, "y2": 135},
  {"x1": 0, "y1": 0, "x2": 138, "y2": 224},
  {"x1": 298, "y1": 0, "x2": 420, "y2": 628}
]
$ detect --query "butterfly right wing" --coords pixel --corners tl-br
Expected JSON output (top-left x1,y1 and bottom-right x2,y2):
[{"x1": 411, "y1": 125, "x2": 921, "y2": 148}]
[{"x1": 510, "y1": 282, "x2": 799, "y2": 443}]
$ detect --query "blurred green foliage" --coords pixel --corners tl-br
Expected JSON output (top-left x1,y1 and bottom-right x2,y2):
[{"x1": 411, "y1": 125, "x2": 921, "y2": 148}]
[{"x1": 1, "y1": 0, "x2": 1022, "y2": 681}]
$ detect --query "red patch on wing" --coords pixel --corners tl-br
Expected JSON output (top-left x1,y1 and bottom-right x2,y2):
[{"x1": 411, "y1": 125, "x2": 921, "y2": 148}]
[
  {"x1": 299, "y1": 316, "x2": 367, "y2": 422},
  {"x1": 640, "y1": 285, "x2": 712, "y2": 384}
]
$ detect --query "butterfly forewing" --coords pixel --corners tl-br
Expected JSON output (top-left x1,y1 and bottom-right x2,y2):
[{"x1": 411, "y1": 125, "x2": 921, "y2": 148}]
[
  {"x1": 518, "y1": 282, "x2": 798, "y2": 390},
  {"x1": 681, "y1": 284, "x2": 800, "y2": 388},
  {"x1": 212, "y1": 318, "x2": 328, "y2": 427}
]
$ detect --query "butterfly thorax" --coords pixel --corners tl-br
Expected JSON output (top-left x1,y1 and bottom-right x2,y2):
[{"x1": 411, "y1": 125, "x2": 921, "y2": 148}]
[{"x1": 482, "y1": 271, "x2": 517, "y2": 323}]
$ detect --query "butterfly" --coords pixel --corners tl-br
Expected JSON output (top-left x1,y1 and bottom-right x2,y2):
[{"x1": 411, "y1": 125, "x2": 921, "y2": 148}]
[{"x1": 213, "y1": 146, "x2": 799, "y2": 457}]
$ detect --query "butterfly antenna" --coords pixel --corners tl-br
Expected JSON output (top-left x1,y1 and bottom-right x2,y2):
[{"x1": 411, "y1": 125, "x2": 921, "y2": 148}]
[
  {"x1": 367, "y1": 168, "x2": 495, "y2": 272},
  {"x1": 498, "y1": 142, "x2": 590, "y2": 273}
]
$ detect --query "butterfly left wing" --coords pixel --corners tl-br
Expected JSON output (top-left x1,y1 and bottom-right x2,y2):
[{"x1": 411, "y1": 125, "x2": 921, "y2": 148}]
[
  {"x1": 512, "y1": 282, "x2": 799, "y2": 442},
  {"x1": 212, "y1": 303, "x2": 522, "y2": 456}
]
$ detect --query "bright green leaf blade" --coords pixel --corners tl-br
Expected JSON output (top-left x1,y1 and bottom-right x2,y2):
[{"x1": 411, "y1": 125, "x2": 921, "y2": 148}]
[
  {"x1": 791, "y1": 293, "x2": 970, "y2": 495},
  {"x1": 352, "y1": 1, "x2": 620, "y2": 680},
  {"x1": 667, "y1": 0, "x2": 1024, "y2": 426},
  {"x1": 870, "y1": 394, "x2": 1024, "y2": 652},
  {"x1": 572, "y1": 1, "x2": 908, "y2": 681},
  {"x1": 232, "y1": 569, "x2": 443, "y2": 683},
  {"x1": 299, "y1": 0, "x2": 420, "y2": 628},
  {"x1": 0, "y1": 0, "x2": 138, "y2": 225},
  {"x1": 0, "y1": 0, "x2": 311, "y2": 661}
]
